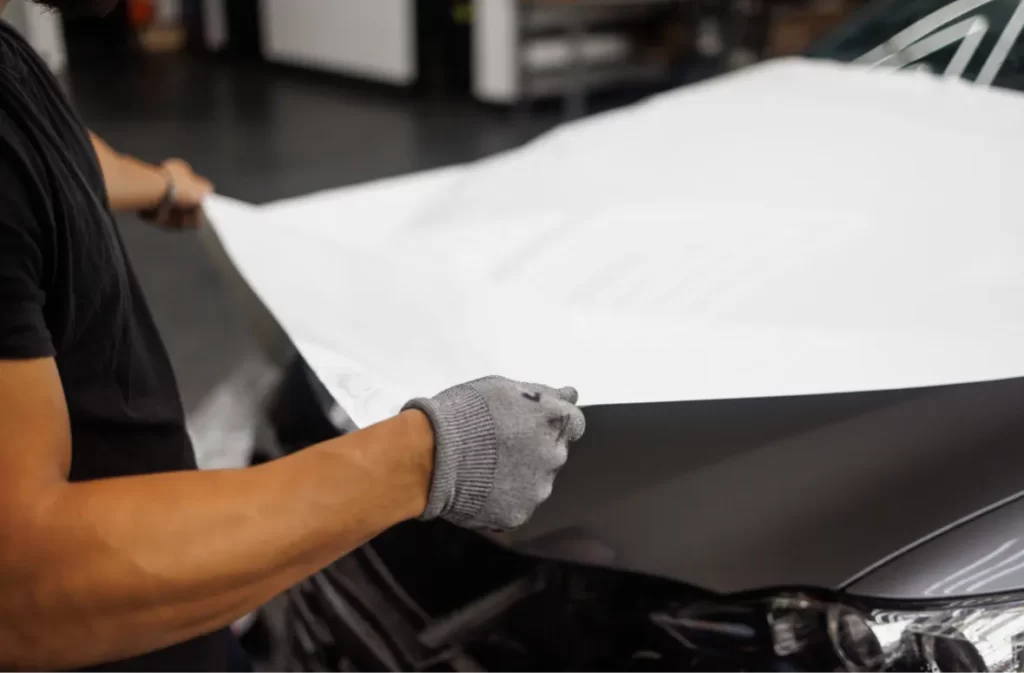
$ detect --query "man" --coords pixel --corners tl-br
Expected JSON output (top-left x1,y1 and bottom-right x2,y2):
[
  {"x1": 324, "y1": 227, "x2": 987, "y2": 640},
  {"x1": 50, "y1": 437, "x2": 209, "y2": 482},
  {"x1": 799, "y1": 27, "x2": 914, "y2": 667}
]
[{"x1": 0, "y1": 0, "x2": 585, "y2": 670}]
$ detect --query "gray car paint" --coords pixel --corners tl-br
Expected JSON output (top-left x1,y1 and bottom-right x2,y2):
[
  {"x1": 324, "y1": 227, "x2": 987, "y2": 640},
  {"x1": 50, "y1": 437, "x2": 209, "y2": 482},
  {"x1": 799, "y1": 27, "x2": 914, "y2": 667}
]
[
  {"x1": 848, "y1": 491, "x2": 1024, "y2": 599},
  {"x1": 503, "y1": 376, "x2": 1024, "y2": 594}
]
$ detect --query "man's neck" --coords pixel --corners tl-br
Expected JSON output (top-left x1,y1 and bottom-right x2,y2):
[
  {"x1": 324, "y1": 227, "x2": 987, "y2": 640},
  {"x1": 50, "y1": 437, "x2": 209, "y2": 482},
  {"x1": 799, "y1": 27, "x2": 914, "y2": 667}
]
[{"x1": 0, "y1": 1, "x2": 10, "y2": 18}]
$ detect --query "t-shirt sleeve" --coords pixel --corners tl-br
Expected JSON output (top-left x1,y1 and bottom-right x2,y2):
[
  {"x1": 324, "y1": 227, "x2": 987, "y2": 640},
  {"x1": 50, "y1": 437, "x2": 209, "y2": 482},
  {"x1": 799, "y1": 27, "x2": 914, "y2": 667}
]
[{"x1": 0, "y1": 157, "x2": 54, "y2": 359}]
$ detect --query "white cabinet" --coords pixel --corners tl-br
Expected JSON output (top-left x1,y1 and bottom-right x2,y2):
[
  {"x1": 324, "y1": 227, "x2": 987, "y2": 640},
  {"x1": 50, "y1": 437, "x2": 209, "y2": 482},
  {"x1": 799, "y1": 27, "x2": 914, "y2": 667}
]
[{"x1": 260, "y1": 0, "x2": 417, "y2": 86}]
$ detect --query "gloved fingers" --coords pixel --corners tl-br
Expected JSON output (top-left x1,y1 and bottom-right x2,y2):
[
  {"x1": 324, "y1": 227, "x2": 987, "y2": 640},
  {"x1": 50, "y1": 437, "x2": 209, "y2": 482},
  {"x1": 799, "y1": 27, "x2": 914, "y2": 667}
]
[
  {"x1": 556, "y1": 386, "x2": 579, "y2": 405},
  {"x1": 564, "y1": 404, "x2": 586, "y2": 442},
  {"x1": 546, "y1": 400, "x2": 586, "y2": 444},
  {"x1": 515, "y1": 381, "x2": 560, "y2": 404},
  {"x1": 535, "y1": 480, "x2": 554, "y2": 504},
  {"x1": 475, "y1": 378, "x2": 579, "y2": 406},
  {"x1": 547, "y1": 440, "x2": 570, "y2": 469}
]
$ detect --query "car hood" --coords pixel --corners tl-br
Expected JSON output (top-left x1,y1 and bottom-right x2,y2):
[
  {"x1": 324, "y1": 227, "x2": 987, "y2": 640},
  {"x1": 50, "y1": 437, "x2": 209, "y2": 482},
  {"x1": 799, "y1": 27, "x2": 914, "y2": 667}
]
[{"x1": 499, "y1": 377, "x2": 1024, "y2": 594}]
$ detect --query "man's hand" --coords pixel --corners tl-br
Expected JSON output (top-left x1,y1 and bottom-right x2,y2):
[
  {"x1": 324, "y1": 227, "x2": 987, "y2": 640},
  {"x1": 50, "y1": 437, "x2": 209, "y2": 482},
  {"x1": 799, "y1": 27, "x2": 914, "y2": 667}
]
[
  {"x1": 89, "y1": 132, "x2": 213, "y2": 227},
  {"x1": 161, "y1": 158, "x2": 213, "y2": 208},
  {"x1": 406, "y1": 376, "x2": 586, "y2": 531},
  {"x1": 143, "y1": 158, "x2": 214, "y2": 229}
]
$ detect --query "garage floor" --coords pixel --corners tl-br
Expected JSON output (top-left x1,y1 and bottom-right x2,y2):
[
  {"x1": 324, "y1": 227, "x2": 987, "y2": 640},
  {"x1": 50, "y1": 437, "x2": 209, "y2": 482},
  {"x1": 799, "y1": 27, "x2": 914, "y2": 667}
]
[{"x1": 66, "y1": 52, "x2": 557, "y2": 450}]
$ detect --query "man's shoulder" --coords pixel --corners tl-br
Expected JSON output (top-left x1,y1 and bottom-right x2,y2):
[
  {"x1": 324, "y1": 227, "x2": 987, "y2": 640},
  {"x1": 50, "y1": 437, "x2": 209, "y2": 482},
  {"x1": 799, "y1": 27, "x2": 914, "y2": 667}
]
[
  {"x1": 0, "y1": 19, "x2": 72, "y2": 138},
  {"x1": 0, "y1": 19, "x2": 37, "y2": 84}
]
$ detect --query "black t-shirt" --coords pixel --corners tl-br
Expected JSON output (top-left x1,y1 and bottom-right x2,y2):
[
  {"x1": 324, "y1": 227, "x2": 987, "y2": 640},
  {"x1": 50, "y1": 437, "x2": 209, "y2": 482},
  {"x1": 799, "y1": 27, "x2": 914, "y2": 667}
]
[{"x1": 0, "y1": 21, "x2": 229, "y2": 672}]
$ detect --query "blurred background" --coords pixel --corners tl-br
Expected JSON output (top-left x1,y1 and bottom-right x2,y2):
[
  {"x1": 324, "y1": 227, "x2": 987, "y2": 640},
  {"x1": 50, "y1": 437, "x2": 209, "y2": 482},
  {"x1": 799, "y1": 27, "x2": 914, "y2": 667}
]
[{"x1": 1, "y1": 0, "x2": 867, "y2": 461}]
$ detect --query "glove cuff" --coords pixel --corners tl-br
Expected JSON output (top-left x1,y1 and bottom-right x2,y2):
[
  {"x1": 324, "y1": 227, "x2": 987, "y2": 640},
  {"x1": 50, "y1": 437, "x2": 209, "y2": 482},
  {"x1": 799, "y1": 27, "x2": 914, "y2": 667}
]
[{"x1": 403, "y1": 386, "x2": 498, "y2": 523}]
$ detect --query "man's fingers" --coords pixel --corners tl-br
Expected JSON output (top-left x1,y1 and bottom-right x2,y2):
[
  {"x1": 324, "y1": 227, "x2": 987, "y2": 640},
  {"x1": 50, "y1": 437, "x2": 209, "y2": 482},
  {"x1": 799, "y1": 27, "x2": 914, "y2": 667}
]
[
  {"x1": 178, "y1": 185, "x2": 213, "y2": 208},
  {"x1": 511, "y1": 380, "x2": 584, "y2": 442},
  {"x1": 553, "y1": 387, "x2": 584, "y2": 441},
  {"x1": 165, "y1": 157, "x2": 192, "y2": 172},
  {"x1": 158, "y1": 208, "x2": 203, "y2": 230},
  {"x1": 556, "y1": 386, "x2": 579, "y2": 405},
  {"x1": 548, "y1": 403, "x2": 586, "y2": 443},
  {"x1": 565, "y1": 405, "x2": 585, "y2": 442}
]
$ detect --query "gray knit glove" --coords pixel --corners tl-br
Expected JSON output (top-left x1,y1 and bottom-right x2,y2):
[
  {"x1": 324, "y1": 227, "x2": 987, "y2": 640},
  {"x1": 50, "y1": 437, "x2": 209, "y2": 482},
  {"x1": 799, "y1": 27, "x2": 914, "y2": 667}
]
[{"x1": 403, "y1": 376, "x2": 586, "y2": 532}]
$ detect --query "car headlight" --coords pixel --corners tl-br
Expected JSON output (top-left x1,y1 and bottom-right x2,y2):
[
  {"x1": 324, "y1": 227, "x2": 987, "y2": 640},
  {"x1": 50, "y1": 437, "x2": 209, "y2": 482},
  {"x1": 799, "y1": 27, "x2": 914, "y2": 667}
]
[{"x1": 651, "y1": 591, "x2": 1024, "y2": 671}]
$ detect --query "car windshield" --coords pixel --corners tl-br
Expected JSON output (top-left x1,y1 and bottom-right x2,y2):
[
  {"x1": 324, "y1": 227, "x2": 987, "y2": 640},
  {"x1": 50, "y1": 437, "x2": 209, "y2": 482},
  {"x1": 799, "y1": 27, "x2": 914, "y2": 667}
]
[{"x1": 809, "y1": 0, "x2": 1024, "y2": 92}]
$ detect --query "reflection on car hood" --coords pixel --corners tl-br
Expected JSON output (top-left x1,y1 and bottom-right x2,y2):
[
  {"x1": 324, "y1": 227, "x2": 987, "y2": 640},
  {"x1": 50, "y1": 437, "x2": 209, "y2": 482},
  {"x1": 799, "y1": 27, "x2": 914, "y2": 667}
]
[{"x1": 500, "y1": 377, "x2": 1024, "y2": 593}]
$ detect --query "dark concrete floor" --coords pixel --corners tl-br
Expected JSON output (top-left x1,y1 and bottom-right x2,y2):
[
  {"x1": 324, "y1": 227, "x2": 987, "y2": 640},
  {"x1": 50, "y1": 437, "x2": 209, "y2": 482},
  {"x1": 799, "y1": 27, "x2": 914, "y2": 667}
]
[{"x1": 66, "y1": 52, "x2": 557, "y2": 412}]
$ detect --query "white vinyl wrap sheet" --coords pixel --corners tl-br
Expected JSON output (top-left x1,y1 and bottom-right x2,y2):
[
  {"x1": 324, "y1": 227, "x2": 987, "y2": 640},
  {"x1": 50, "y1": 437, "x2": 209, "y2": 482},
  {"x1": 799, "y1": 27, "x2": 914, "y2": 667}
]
[{"x1": 204, "y1": 57, "x2": 1024, "y2": 429}]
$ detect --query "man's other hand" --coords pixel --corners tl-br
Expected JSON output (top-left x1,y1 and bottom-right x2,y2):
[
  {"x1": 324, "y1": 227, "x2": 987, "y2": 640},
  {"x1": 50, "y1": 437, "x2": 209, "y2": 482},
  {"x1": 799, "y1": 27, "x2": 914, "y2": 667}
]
[
  {"x1": 89, "y1": 131, "x2": 214, "y2": 224},
  {"x1": 146, "y1": 158, "x2": 214, "y2": 229},
  {"x1": 162, "y1": 158, "x2": 213, "y2": 209}
]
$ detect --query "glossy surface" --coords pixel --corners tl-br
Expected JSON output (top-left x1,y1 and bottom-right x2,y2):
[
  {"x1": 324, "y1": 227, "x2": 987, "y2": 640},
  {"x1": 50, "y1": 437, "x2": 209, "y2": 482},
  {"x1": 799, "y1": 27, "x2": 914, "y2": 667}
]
[
  {"x1": 812, "y1": 0, "x2": 1024, "y2": 90},
  {"x1": 851, "y1": 493, "x2": 1024, "y2": 599},
  {"x1": 506, "y1": 376, "x2": 1024, "y2": 593}
]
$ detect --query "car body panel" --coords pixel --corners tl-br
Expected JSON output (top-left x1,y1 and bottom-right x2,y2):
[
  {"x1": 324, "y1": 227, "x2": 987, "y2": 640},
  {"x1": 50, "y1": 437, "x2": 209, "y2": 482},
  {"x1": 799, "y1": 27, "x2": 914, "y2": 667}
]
[
  {"x1": 849, "y1": 492, "x2": 1024, "y2": 599},
  {"x1": 503, "y1": 377, "x2": 1024, "y2": 593}
]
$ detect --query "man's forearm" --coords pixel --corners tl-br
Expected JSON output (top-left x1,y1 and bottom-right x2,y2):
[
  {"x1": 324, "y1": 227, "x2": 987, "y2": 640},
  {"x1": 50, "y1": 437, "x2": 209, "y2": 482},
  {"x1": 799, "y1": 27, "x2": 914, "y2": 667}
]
[
  {"x1": 0, "y1": 410, "x2": 433, "y2": 671},
  {"x1": 89, "y1": 131, "x2": 169, "y2": 212}
]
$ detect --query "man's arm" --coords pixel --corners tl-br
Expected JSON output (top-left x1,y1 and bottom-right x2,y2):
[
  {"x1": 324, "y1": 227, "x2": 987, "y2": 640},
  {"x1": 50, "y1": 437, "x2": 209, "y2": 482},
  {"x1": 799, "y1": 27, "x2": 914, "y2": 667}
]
[
  {"x1": 0, "y1": 357, "x2": 434, "y2": 670},
  {"x1": 89, "y1": 131, "x2": 212, "y2": 220}
]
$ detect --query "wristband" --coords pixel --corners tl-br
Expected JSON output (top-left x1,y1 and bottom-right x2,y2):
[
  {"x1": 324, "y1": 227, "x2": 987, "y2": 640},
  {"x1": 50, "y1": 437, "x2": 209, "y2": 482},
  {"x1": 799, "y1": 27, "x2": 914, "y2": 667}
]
[{"x1": 156, "y1": 166, "x2": 177, "y2": 222}]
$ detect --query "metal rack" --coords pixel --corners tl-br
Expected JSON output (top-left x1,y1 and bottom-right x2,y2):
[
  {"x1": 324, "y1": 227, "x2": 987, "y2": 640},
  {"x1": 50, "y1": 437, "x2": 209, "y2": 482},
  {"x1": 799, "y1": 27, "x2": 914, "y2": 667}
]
[
  {"x1": 514, "y1": 0, "x2": 802, "y2": 118},
  {"x1": 516, "y1": 0, "x2": 696, "y2": 117}
]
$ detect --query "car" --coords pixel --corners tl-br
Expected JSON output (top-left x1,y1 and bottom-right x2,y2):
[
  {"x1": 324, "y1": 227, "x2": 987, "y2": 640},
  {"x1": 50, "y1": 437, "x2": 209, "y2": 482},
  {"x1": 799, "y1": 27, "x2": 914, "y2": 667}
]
[
  {"x1": 247, "y1": 357, "x2": 1024, "y2": 672},
  {"x1": 209, "y1": 1, "x2": 1024, "y2": 669}
]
